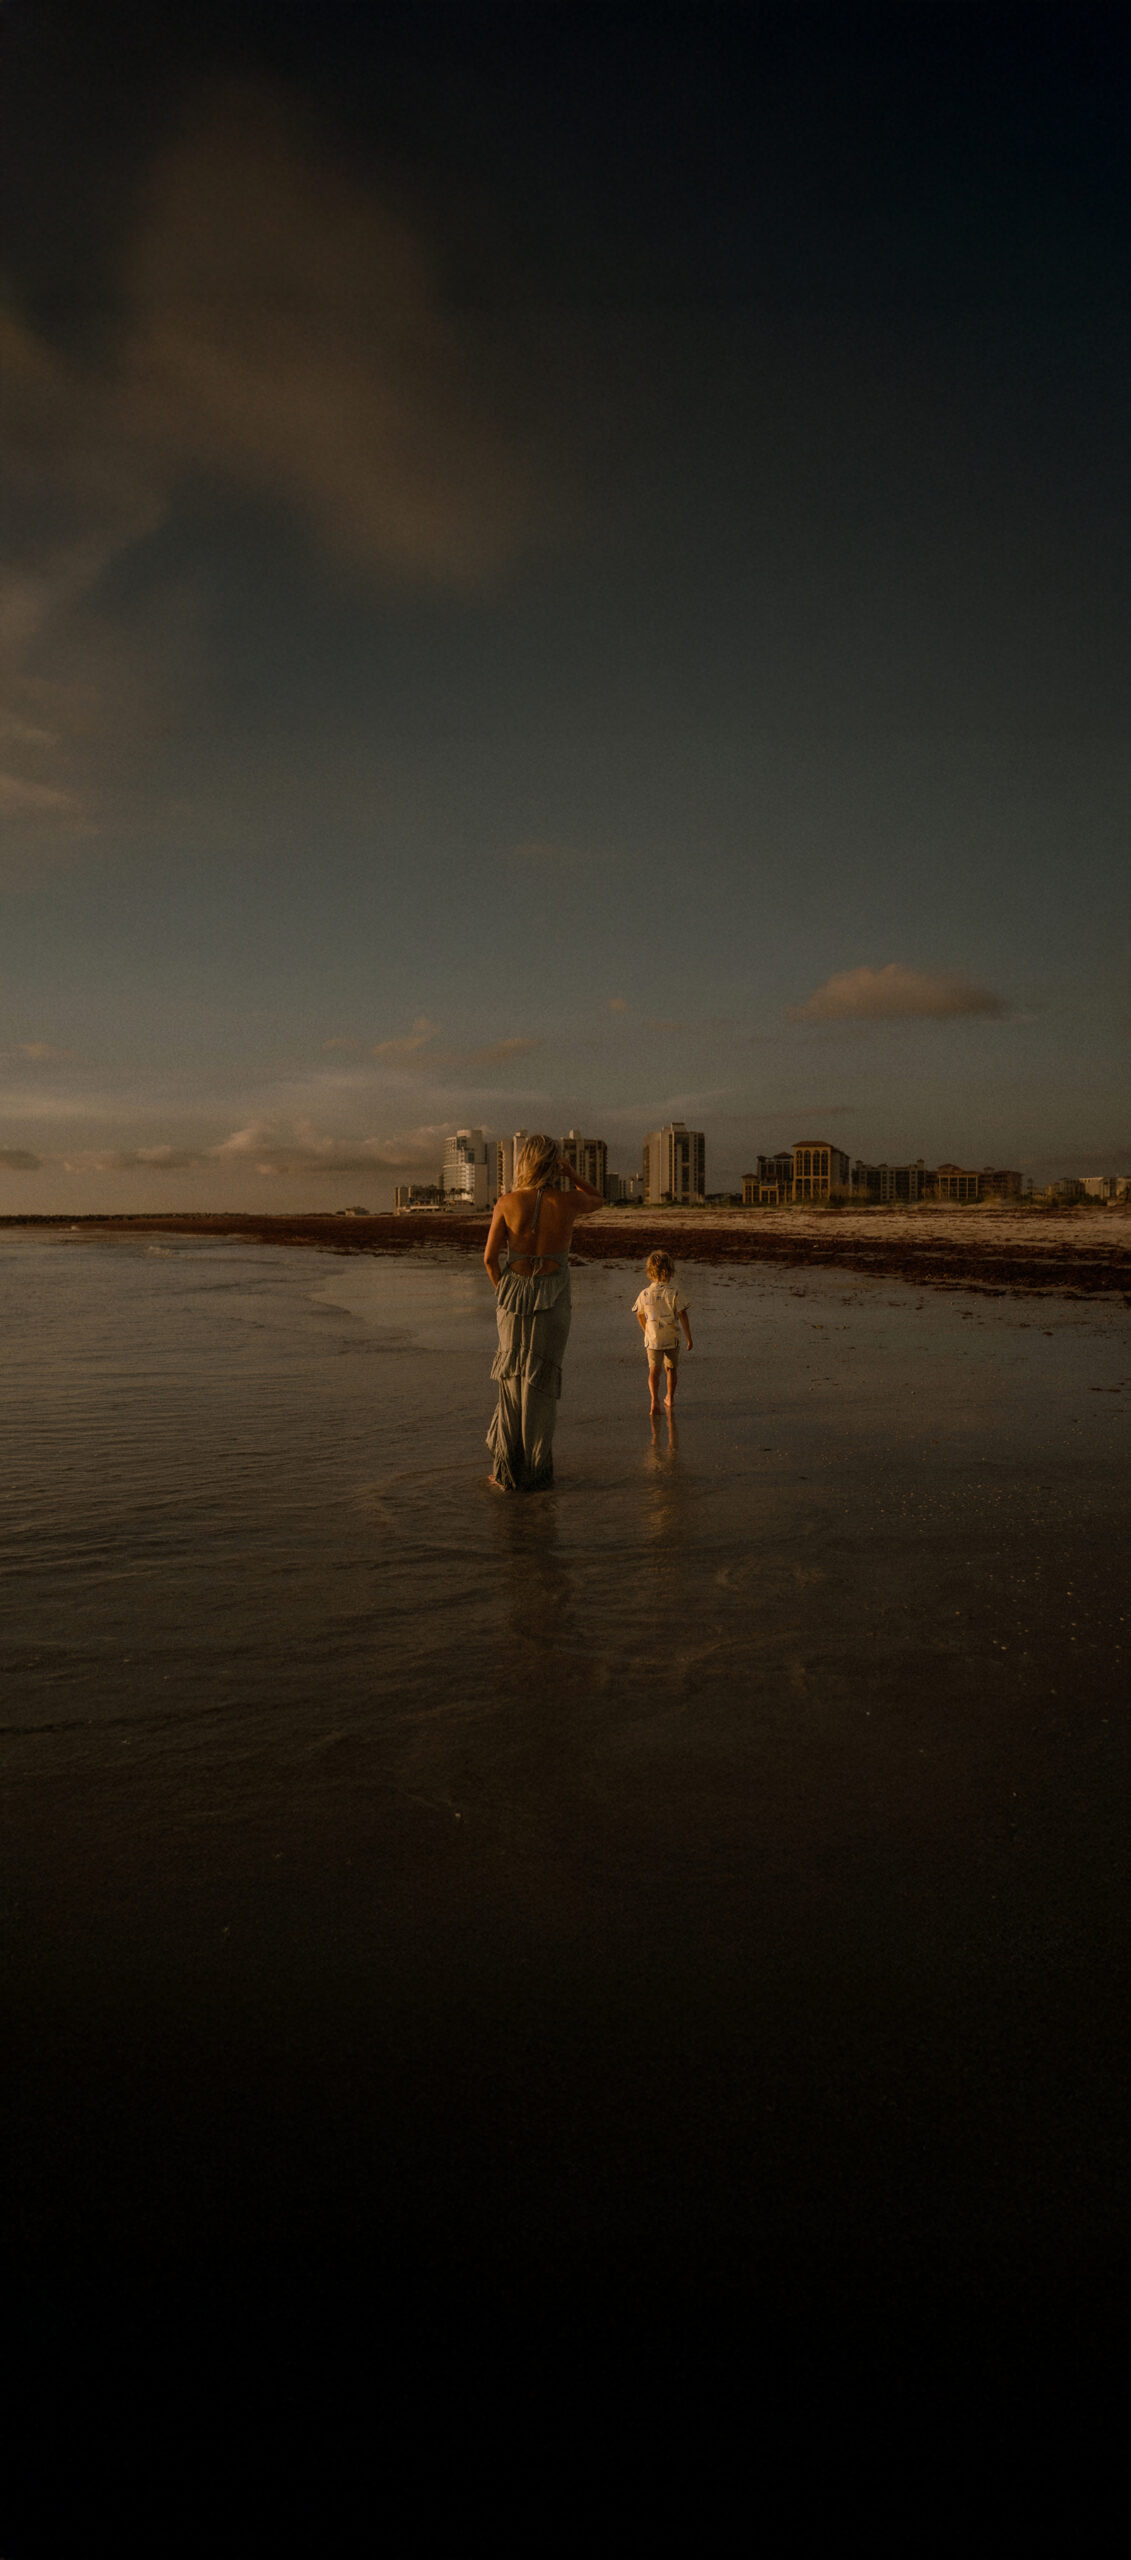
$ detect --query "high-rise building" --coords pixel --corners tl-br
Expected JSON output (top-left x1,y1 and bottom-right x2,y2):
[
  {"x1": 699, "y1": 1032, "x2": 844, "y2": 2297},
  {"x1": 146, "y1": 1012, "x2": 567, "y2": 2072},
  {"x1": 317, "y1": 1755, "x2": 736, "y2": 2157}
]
[
  {"x1": 499, "y1": 1131, "x2": 529, "y2": 1194},
  {"x1": 560, "y1": 1130, "x2": 608, "y2": 1196},
  {"x1": 643, "y1": 1122, "x2": 706, "y2": 1205},
  {"x1": 443, "y1": 1128, "x2": 490, "y2": 1207}
]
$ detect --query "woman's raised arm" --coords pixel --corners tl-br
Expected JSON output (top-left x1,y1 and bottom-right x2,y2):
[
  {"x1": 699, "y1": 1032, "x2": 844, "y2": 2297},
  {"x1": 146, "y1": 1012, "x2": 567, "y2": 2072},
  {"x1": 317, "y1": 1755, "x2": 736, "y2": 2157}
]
[{"x1": 557, "y1": 1155, "x2": 604, "y2": 1216}]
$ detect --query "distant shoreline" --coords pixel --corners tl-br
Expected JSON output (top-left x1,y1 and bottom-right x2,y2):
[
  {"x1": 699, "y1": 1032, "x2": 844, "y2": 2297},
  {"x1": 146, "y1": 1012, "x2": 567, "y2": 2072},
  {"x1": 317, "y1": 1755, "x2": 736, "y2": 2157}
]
[{"x1": 6, "y1": 1206, "x2": 1129, "y2": 1297}]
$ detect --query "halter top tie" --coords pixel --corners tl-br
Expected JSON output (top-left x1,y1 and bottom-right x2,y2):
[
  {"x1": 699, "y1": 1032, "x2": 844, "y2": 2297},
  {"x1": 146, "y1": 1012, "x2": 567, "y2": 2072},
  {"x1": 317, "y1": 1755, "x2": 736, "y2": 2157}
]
[{"x1": 504, "y1": 1183, "x2": 568, "y2": 1275}]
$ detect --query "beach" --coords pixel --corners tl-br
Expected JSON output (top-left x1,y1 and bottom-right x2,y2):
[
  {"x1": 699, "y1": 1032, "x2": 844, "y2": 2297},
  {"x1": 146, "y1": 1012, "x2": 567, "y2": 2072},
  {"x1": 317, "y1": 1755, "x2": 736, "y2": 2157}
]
[
  {"x1": 3, "y1": 1224, "x2": 1129, "y2": 2373},
  {"x1": 6, "y1": 1202, "x2": 1130, "y2": 1296}
]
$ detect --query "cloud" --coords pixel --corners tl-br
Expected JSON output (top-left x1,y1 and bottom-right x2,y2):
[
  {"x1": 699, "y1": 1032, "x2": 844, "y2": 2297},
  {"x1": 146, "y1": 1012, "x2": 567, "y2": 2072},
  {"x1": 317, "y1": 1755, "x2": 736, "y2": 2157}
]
[
  {"x1": 791, "y1": 964, "x2": 1008, "y2": 1022},
  {"x1": 0, "y1": 79, "x2": 550, "y2": 844},
  {"x1": 370, "y1": 1021, "x2": 538, "y2": 1074},
  {"x1": 454, "y1": 1037, "x2": 539, "y2": 1069},
  {"x1": 60, "y1": 1146, "x2": 208, "y2": 1173},
  {"x1": 125, "y1": 82, "x2": 537, "y2": 589},
  {"x1": 607, "y1": 997, "x2": 629, "y2": 1014},
  {"x1": 10, "y1": 1041, "x2": 73, "y2": 1062},
  {"x1": 0, "y1": 301, "x2": 174, "y2": 840},
  {"x1": 210, "y1": 1118, "x2": 446, "y2": 1177},
  {"x1": 0, "y1": 1148, "x2": 41, "y2": 1170},
  {"x1": 0, "y1": 773, "x2": 84, "y2": 820},
  {"x1": 371, "y1": 1015, "x2": 440, "y2": 1061}
]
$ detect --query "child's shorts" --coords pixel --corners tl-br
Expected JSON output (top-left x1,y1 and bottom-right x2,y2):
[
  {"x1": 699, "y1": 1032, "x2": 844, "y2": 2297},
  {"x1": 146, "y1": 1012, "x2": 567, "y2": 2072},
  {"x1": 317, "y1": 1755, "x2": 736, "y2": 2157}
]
[{"x1": 646, "y1": 1338, "x2": 680, "y2": 1368}]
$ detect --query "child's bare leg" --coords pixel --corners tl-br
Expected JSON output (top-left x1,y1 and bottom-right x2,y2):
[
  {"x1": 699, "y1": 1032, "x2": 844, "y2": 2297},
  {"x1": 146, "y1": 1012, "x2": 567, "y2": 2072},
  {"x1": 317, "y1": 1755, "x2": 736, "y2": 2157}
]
[
  {"x1": 648, "y1": 1359, "x2": 663, "y2": 1412},
  {"x1": 665, "y1": 1356, "x2": 678, "y2": 1407}
]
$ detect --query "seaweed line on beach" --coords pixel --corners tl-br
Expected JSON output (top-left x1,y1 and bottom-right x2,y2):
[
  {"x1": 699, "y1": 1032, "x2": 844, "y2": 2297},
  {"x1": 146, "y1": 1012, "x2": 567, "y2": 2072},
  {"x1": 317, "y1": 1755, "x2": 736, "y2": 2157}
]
[{"x1": 7, "y1": 1212, "x2": 1130, "y2": 1300}]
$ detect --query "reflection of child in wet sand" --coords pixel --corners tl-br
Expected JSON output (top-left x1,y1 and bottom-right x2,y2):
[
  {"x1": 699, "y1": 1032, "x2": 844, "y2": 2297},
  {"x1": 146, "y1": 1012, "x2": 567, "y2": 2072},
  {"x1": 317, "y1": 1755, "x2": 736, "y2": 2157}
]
[{"x1": 633, "y1": 1251, "x2": 693, "y2": 1415}]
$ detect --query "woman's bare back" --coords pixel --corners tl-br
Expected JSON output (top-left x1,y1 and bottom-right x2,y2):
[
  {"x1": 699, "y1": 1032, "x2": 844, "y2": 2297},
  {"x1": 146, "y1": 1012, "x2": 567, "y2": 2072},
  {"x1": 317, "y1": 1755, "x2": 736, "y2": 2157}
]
[
  {"x1": 484, "y1": 1150, "x2": 605, "y2": 1292},
  {"x1": 499, "y1": 1183, "x2": 581, "y2": 1273}
]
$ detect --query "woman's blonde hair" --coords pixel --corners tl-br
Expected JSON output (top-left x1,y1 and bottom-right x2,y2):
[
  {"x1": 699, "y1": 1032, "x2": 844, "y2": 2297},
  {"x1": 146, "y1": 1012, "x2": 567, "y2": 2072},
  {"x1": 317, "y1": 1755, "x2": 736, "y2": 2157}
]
[
  {"x1": 514, "y1": 1133, "x2": 558, "y2": 1191},
  {"x1": 647, "y1": 1250, "x2": 674, "y2": 1281}
]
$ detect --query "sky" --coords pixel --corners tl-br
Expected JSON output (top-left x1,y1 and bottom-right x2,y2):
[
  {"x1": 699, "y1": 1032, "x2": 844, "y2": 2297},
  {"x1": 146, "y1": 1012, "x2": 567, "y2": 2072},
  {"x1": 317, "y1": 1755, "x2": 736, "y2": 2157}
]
[{"x1": 2, "y1": 0, "x2": 1129, "y2": 1210}]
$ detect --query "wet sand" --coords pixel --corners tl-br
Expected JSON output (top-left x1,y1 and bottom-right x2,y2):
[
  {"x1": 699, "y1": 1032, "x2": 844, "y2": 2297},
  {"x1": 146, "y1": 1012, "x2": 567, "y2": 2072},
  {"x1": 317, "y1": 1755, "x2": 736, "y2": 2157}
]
[{"x1": 7, "y1": 1203, "x2": 1130, "y2": 1295}]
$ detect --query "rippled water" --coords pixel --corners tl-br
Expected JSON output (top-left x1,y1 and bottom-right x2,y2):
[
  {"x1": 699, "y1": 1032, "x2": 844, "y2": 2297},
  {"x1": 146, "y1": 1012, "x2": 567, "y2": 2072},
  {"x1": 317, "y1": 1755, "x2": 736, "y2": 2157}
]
[
  {"x1": 6, "y1": 1223, "x2": 1131, "y2": 2357},
  {"x1": 3, "y1": 1227, "x2": 1127, "y2": 1790}
]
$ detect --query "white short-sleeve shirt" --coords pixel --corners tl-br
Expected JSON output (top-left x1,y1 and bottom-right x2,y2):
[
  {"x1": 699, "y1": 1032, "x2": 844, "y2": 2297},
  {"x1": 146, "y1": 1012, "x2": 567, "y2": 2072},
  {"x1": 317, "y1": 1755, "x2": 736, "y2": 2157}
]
[{"x1": 632, "y1": 1281, "x2": 688, "y2": 1347}]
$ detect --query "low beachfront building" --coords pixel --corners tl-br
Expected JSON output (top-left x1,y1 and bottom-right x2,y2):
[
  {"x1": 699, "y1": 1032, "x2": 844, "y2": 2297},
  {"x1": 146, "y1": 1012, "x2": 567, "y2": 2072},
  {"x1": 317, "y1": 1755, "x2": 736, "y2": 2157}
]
[
  {"x1": 393, "y1": 1184, "x2": 446, "y2": 1211},
  {"x1": 743, "y1": 1159, "x2": 790, "y2": 1204},
  {"x1": 935, "y1": 1164, "x2": 981, "y2": 1203},
  {"x1": 791, "y1": 1140, "x2": 852, "y2": 1203},
  {"x1": 852, "y1": 1159, "x2": 930, "y2": 1203},
  {"x1": 935, "y1": 1164, "x2": 1022, "y2": 1203}
]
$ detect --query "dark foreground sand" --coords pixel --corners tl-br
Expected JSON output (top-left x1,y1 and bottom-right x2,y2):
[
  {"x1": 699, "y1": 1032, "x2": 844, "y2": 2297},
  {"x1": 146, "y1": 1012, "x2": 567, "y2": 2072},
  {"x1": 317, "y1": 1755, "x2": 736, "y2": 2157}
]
[{"x1": 7, "y1": 1203, "x2": 1131, "y2": 1294}]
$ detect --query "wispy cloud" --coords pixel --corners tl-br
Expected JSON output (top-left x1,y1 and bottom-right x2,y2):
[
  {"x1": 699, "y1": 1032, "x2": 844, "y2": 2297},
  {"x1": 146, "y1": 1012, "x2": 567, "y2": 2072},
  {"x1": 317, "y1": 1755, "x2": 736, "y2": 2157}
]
[
  {"x1": 0, "y1": 774, "x2": 85, "y2": 821},
  {"x1": 454, "y1": 1037, "x2": 539, "y2": 1069},
  {"x1": 209, "y1": 1117, "x2": 447, "y2": 1177},
  {"x1": 370, "y1": 1020, "x2": 538, "y2": 1075},
  {"x1": 60, "y1": 1145, "x2": 208, "y2": 1173},
  {"x1": 0, "y1": 1148, "x2": 41, "y2": 1170},
  {"x1": 8, "y1": 1041, "x2": 73, "y2": 1062},
  {"x1": 372, "y1": 1016, "x2": 440, "y2": 1062},
  {"x1": 607, "y1": 997, "x2": 629, "y2": 1014},
  {"x1": 0, "y1": 78, "x2": 551, "y2": 850},
  {"x1": 791, "y1": 964, "x2": 1008, "y2": 1023},
  {"x1": 126, "y1": 81, "x2": 538, "y2": 590}
]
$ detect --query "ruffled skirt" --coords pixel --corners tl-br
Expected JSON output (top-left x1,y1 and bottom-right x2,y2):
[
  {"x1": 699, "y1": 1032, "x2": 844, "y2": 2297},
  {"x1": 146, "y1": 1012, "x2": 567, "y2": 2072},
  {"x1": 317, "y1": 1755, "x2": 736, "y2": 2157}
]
[{"x1": 486, "y1": 1264, "x2": 572, "y2": 1490}]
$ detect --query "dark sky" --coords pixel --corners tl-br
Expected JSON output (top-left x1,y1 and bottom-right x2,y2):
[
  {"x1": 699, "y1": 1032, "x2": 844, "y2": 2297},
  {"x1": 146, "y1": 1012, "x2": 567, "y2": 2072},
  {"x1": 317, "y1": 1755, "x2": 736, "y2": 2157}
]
[{"x1": 2, "y1": 0, "x2": 1128, "y2": 1204}]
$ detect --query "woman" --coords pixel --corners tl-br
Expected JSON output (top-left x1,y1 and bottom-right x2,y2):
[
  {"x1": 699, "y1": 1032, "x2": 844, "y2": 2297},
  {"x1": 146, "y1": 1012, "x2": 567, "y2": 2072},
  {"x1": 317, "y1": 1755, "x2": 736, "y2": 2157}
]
[{"x1": 483, "y1": 1135, "x2": 604, "y2": 1489}]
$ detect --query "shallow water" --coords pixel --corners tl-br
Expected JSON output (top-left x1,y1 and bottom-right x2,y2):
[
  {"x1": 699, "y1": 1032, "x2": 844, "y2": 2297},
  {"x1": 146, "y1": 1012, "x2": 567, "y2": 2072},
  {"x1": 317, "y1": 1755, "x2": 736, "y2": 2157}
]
[
  {"x1": 4, "y1": 1229, "x2": 1130, "y2": 2328},
  {"x1": 3, "y1": 1227, "x2": 1126, "y2": 1778}
]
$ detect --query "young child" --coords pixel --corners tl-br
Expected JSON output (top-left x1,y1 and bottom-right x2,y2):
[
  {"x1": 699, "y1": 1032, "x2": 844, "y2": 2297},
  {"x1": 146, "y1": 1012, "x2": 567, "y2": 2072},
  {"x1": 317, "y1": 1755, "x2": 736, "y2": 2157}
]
[{"x1": 633, "y1": 1250, "x2": 693, "y2": 1414}]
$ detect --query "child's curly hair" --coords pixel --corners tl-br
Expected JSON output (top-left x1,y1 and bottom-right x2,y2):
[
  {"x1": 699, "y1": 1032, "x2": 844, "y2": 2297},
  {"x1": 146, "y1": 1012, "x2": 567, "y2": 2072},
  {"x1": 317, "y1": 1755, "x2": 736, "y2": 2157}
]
[{"x1": 646, "y1": 1250, "x2": 674, "y2": 1281}]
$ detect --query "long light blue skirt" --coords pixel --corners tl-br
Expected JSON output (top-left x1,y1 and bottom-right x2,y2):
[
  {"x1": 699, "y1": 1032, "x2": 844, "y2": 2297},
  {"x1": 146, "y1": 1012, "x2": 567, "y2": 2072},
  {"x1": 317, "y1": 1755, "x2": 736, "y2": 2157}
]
[{"x1": 486, "y1": 1263, "x2": 572, "y2": 1490}]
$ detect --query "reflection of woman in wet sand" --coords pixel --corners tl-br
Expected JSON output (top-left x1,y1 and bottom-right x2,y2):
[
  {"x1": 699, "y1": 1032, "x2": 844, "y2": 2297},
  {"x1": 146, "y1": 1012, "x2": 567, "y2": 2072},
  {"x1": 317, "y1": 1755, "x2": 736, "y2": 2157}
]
[{"x1": 483, "y1": 1135, "x2": 604, "y2": 1490}]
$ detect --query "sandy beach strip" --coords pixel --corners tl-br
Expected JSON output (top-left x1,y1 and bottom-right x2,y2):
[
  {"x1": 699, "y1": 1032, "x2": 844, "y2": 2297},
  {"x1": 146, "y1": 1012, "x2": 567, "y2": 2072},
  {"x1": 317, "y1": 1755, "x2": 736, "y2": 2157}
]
[{"x1": 6, "y1": 1205, "x2": 1130, "y2": 1296}]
